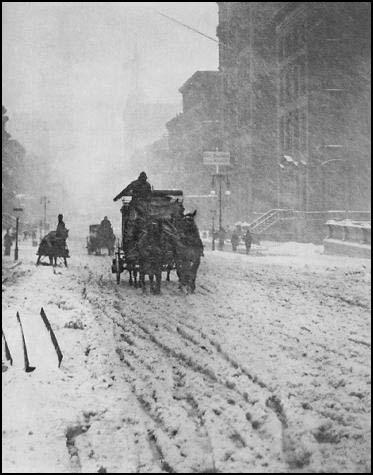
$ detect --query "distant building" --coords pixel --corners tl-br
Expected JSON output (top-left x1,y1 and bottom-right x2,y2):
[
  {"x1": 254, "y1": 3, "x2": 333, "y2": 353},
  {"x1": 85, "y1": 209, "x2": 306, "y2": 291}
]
[
  {"x1": 166, "y1": 70, "x2": 221, "y2": 192},
  {"x1": 275, "y1": 2, "x2": 371, "y2": 211},
  {"x1": 123, "y1": 96, "x2": 180, "y2": 157}
]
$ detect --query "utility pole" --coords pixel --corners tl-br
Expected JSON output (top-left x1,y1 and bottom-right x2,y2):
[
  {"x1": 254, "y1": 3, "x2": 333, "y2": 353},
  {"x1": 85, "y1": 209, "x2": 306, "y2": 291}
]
[
  {"x1": 211, "y1": 164, "x2": 230, "y2": 232},
  {"x1": 40, "y1": 196, "x2": 49, "y2": 234},
  {"x1": 13, "y1": 207, "x2": 23, "y2": 261}
]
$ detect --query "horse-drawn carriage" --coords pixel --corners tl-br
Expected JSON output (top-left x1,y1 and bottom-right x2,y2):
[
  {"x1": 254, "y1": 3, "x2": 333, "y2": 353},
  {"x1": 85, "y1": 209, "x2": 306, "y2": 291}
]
[
  {"x1": 111, "y1": 189, "x2": 203, "y2": 293},
  {"x1": 86, "y1": 223, "x2": 115, "y2": 256},
  {"x1": 36, "y1": 230, "x2": 69, "y2": 267}
]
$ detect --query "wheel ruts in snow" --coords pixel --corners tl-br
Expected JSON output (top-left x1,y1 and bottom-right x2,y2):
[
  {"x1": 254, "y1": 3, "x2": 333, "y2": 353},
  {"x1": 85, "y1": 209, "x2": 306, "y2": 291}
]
[
  {"x1": 2, "y1": 328, "x2": 13, "y2": 366},
  {"x1": 16, "y1": 312, "x2": 36, "y2": 373},
  {"x1": 40, "y1": 307, "x2": 63, "y2": 367}
]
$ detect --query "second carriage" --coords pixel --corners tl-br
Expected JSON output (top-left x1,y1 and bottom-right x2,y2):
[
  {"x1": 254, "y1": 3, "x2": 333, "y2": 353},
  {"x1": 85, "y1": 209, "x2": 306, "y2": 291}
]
[
  {"x1": 87, "y1": 223, "x2": 115, "y2": 256},
  {"x1": 36, "y1": 230, "x2": 70, "y2": 267}
]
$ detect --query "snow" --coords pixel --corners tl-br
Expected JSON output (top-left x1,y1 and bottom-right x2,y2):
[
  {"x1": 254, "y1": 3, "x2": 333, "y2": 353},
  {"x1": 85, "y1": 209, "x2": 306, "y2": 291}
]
[{"x1": 2, "y1": 239, "x2": 371, "y2": 473}]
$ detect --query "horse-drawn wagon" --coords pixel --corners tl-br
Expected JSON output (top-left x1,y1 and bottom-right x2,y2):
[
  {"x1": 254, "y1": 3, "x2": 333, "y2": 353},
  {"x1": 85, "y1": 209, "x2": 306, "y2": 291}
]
[
  {"x1": 86, "y1": 223, "x2": 115, "y2": 256},
  {"x1": 112, "y1": 189, "x2": 204, "y2": 293},
  {"x1": 36, "y1": 230, "x2": 69, "y2": 267}
]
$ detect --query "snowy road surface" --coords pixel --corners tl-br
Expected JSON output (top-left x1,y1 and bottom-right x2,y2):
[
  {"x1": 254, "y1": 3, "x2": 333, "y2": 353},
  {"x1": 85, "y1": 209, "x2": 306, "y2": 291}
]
[{"x1": 2, "y1": 241, "x2": 371, "y2": 473}]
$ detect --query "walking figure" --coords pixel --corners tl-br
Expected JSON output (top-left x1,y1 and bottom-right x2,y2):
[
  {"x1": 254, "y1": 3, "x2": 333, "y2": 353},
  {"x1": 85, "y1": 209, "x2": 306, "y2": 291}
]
[
  {"x1": 244, "y1": 229, "x2": 252, "y2": 255},
  {"x1": 3, "y1": 229, "x2": 13, "y2": 256},
  {"x1": 218, "y1": 227, "x2": 226, "y2": 251},
  {"x1": 231, "y1": 230, "x2": 240, "y2": 252}
]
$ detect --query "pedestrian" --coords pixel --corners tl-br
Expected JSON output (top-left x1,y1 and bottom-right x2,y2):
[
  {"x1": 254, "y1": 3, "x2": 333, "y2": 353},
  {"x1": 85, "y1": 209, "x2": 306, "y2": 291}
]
[
  {"x1": 3, "y1": 228, "x2": 13, "y2": 256},
  {"x1": 244, "y1": 229, "x2": 253, "y2": 255},
  {"x1": 231, "y1": 230, "x2": 240, "y2": 252},
  {"x1": 31, "y1": 230, "x2": 38, "y2": 247},
  {"x1": 218, "y1": 227, "x2": 226, "y2": 251}
]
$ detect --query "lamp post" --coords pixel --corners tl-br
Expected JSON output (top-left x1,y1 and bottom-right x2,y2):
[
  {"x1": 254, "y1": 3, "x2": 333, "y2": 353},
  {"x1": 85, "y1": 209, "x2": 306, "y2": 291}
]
[
  {"x1": 40, "y1": 196, "x2": 50, "y2": 235},
  {"x1": 211, "y1": 170, "x2": 230, "y2": 231},
  {"x1": 13, "y1": 207, "x2": 23, "y2": 261},
  {"x1": 210, "y1": 209, "x2": 216, "y2": 250}
]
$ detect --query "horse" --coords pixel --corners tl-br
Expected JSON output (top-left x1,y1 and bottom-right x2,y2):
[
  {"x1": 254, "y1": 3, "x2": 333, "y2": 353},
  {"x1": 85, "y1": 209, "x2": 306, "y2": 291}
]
[
  {"x1": 173, "y1": 210, "x2": 204, "y2": 293},
  {"x1": 137, "y1": 220, "x2": 163, "y2": 294},
  {"x1": 175, "y1": 245, "x2": 202, "y2": 293}
]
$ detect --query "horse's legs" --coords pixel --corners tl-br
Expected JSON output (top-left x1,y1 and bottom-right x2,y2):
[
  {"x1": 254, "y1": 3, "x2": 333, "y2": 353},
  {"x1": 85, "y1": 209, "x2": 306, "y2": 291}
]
[
  {"x1": 166, "y1": 266, "x2": 171, "y2": 282},
  {"x1": 133, "y1": 268, "x2": 138, "y2": 288},
  {"x1": 149, "y1": 274, "x2": 154, "y2": 293},
  {"x1": 129, "y1": 269, "x2": 133, "y2": 286},
  {"x1": 140, "y1": 271, "x2": 146, "y2": 292},
  {"x1": 154, "y1": 271, "x2": 161, "y2": 294},
  {"x1": 64, "y1": 257, "x2": 68, "y2": 267},
  {"x1": 49, "y1": 256, "x2": 53, "y2": 266}
]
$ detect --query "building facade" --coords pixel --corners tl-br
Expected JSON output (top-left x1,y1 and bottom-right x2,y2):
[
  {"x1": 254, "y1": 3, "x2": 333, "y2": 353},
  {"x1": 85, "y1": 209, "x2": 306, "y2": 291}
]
[
  {"x1": 276, "y1": 2, "x2": 371, "y2": 212},
  {"x1": 166, "y1": 71, "x2": 223, "y2": 228},
  {"x1": 217, "y1": 2, "x2": 281, "y2": 221}
]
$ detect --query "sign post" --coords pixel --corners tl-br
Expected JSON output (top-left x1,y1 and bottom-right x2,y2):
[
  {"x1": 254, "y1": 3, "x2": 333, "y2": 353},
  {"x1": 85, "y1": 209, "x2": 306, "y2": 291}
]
[
  {"x1": 203, "y1": 151, "x2": 231, "y2": 233},
  {"x1": 203, "y1": 151, "x2": 231, "y2": 167}
]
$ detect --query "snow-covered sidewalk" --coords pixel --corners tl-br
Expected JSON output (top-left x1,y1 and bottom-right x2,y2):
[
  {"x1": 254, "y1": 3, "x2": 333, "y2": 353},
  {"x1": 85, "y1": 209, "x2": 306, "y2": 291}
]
[{"x1": 2, "y1": 241, "x2": 371, "y2": 473}]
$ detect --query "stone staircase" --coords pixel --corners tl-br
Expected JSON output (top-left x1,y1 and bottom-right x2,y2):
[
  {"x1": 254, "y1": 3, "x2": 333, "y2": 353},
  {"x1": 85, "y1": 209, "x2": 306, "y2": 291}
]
[{"x1": 248, "y1": 209, "x2": 296, "y2": 234}]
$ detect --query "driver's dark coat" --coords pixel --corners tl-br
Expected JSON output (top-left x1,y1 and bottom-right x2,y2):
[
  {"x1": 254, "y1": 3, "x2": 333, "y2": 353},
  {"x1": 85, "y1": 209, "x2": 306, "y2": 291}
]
[{"x1": 114, "y1": 178, "x2": 151, "y2": 202}]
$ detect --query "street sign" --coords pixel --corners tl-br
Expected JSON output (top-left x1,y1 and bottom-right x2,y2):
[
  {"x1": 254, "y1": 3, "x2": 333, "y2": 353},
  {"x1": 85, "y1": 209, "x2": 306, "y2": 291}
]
[{"x1": 203, "y1": 151, "x2": 230, "y2": 166}]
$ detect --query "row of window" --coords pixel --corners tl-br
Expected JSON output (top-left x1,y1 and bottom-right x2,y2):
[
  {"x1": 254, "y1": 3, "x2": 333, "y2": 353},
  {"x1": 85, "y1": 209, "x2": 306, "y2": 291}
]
[
  {"x1": 279, "y1": 109, "x2": 307, "y2": 154},
  {"x1": 279, "y1": 59, "x2": 307, "y2": 106},
  {"x1": 279, "y1": 21, "x2": 306, "y2": 59}
]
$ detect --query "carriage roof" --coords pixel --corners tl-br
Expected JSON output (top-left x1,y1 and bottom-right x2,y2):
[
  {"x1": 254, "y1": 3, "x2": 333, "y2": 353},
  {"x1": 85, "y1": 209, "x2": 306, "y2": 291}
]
[{"x1": 120, "y1": 190, "x2": 184, "y2": 221}]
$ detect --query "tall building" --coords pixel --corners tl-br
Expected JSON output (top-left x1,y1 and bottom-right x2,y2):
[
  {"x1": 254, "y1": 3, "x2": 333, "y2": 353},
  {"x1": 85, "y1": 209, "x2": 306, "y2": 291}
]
[
  {"x1": 166, "y1": 71, "x2": 222, "y2": 192},
  {"x1": 275, "y1": 2, "x2": 371, "y2": 212},
  {"x1": 217, "y1": 2, "x2": 281, "y2": 220}
]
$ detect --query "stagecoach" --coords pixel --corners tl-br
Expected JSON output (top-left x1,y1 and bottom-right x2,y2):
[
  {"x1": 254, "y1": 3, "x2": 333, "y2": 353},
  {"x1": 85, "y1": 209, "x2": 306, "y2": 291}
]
[
  {"x1": 111, "y1": 189, "x2": 184, "y2": 287},
  {"x1": 86, "y1": 224, "x2": 115, "y2": 256}
]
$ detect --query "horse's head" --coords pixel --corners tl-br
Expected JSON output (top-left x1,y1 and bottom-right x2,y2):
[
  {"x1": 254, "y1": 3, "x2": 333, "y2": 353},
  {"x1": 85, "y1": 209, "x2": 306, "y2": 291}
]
[
  {"x1": 183, "y1": 210, "x2": 197, "y2": 230},
  {"x1": 145, "y1": 219, "x2": 162, "y2": 237},
  {"x1": 60, "y1": 228, "x2": 69, "y2": 239}
]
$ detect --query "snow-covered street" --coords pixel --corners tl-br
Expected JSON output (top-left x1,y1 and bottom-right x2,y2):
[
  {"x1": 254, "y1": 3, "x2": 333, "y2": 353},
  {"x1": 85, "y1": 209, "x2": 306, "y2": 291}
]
[{"x1": 2, "y1": 241, "x2": 371, "y2": 473}]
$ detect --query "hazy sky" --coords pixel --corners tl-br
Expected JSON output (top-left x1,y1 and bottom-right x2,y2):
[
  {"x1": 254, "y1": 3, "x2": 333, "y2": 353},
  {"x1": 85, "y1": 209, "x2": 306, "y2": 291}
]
[{"x1": 2, "y1": 2, "x2": 218, "y2": 207}]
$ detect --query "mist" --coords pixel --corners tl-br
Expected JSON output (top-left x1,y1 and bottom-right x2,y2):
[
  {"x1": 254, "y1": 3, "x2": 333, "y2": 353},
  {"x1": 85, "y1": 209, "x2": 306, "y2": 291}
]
[{"x1": 2, "y1": 2, "x2": 218, "y2": 231}]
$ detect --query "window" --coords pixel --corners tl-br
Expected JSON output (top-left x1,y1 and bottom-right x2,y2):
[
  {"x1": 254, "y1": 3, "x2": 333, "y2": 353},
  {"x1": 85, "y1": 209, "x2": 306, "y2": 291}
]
[
  {"x1": 294, "y1": 64, "x2": 300, "y2": 99},
  {"x1": 294, "y1": 110, "x2": 300, "y2": 151},
  {"x1": 286, "y1": 113, "x2": 292, "y2": 151},
  {"x1": 300, "y1": 110, "x2": 307, "y2": 151},
  {"x1": 299, "y1": 61, "x2": 306, "y2": 95},
  {"x1": 280, "y1": 116, "x2": 285, "y2": 151}
]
